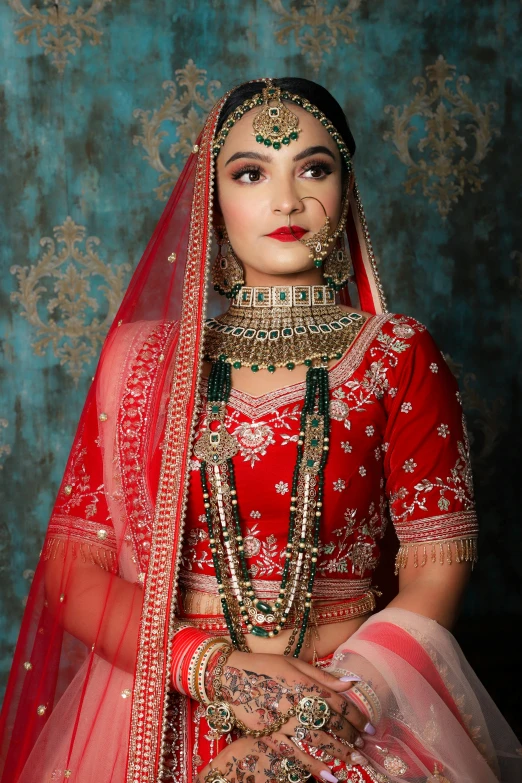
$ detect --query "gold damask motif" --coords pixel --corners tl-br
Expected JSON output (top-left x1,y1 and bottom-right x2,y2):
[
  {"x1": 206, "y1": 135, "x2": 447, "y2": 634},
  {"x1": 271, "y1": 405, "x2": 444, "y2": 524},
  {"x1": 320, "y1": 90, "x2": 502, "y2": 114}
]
[
  {"x1": 384, "y1": 55, "x2": 499, "y2": 218},
  {"x1": 8, "y1": 0, "x2": 111, "y2": 74},
  {"x1": 0, "y1": 419, "x2": 11, "y2": 469},
  {"x1": 265, "y1": 0, "x2": 361, "y2": 73},
  {"x1": 133, "y1": 59, "x2": 221, "y2": 201},
  {"x1": 10, "y1": 216, "x2": 130, "y2": 384}
]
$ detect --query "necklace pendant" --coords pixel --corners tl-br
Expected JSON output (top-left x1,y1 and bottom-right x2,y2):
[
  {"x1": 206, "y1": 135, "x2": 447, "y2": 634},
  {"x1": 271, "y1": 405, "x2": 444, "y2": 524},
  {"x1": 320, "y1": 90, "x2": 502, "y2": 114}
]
[{"x1": 194, "y1": 404, "x2": 238, "y2": 465}]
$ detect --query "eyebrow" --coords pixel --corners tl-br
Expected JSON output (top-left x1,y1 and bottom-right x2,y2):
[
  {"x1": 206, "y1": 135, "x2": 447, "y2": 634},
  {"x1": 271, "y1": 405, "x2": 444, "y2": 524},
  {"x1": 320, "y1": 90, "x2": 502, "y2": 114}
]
[{"x1": 224, "y1": 145, "x2": 337, "y2": 167}]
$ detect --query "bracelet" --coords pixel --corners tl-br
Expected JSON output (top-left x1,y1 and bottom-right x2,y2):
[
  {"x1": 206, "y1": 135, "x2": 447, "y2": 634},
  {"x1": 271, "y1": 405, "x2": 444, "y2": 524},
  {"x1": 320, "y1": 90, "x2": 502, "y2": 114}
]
[
  {"x1": 205, "y1": 643, "x2": 296, "y2": 739},
  {"x1": 192, "y1": 638, "x2": 229, "y2": 704}
]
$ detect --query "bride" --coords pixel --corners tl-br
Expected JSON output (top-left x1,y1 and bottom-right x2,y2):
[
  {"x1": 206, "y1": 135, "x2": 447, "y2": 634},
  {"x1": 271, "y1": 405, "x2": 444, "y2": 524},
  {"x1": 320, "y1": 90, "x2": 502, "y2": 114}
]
[{"x1": 0, "y1": 77, "x2": 519, "y2": 783}]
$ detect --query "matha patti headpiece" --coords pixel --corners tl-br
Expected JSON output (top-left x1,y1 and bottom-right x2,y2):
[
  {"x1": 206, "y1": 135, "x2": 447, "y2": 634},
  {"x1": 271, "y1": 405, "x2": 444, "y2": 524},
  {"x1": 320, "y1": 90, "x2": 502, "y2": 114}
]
[{"x1": 212, "y1": 79, "x2": 353, "y2": 171}]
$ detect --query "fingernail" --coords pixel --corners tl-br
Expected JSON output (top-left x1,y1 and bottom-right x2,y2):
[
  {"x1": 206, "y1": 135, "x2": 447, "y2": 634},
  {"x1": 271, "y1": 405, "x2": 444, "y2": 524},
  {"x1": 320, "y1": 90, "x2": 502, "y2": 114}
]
[
  {"x1": 339, "y1": 675, "x2": 362, "y2": 682},
  {"x1": 350, "y1": 752, "x2": 366, "y2": 765},
  {"x1": 320, "y1": 772, "x2": 339, "y2": 783},
  {"x1": 354, "y1": 736, "x2": 365, "y2": 748},
  {"x1": 364, "y1": 722, "x2": 376, "y2": 735}
]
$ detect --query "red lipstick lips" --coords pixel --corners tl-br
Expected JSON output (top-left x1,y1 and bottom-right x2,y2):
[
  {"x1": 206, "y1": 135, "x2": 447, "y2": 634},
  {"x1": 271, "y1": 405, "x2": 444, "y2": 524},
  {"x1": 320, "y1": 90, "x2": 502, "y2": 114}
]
[{"x1": 266, "y1": 225, "x2": 307, "y2": 242}]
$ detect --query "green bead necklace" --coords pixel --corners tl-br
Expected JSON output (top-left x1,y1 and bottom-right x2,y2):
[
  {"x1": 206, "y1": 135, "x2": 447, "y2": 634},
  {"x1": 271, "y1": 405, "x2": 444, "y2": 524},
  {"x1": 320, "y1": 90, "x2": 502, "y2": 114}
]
[{"x1": 196, "y1": 358, "x2": 331, "y2": 657}]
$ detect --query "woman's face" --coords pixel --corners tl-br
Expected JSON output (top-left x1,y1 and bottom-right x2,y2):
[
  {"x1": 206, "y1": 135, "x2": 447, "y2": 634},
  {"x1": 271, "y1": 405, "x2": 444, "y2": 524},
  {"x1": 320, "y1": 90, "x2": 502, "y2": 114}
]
[{"x1": 215, "y1": 102, "x2": 347, "y2": 286}]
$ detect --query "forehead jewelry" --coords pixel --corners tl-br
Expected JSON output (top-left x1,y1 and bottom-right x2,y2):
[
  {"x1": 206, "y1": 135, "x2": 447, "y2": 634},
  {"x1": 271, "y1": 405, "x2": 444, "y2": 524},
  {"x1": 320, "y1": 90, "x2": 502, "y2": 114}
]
[
  {"x1": 251, "y1": 79, "x2": 301, "y2": 150},
  {"x1": 213, "y1": 79, "x2": 353, "y2": 172}
]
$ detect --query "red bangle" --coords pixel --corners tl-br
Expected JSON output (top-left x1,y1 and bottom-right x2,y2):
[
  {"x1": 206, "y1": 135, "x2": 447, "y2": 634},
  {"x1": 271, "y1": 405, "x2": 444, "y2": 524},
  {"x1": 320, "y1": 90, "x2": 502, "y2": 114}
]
[{"x1": 170, "y1": 625, "x2": 214, "y2": 695}]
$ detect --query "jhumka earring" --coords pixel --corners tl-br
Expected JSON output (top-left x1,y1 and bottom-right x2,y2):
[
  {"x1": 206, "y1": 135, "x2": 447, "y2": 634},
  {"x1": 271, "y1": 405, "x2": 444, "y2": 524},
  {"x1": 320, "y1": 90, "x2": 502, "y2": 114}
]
[
  {"x1": 211, "y1": 226, "x2": 244, "y2": 299},
  {"x1": 323, "y1": 235, "x2": 353, "y2": 292}
]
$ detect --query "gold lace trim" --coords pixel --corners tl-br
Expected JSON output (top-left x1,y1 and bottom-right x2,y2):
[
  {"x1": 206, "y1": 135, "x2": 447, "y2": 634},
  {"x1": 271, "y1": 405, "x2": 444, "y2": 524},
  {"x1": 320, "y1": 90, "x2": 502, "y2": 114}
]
[
  {"x1": 394, "y1": 537, "x2": 478, "y2": 575},
  {"x1": 43, "y1": 536, "x2": 119, "y2": 574}
]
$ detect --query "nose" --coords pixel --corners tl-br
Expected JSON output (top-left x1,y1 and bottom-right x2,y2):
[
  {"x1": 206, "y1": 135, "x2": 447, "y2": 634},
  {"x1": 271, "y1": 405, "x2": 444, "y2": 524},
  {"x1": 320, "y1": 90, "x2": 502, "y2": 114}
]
[{"x1": 271, "y1": 177, "x2": 304, "y2": 219}]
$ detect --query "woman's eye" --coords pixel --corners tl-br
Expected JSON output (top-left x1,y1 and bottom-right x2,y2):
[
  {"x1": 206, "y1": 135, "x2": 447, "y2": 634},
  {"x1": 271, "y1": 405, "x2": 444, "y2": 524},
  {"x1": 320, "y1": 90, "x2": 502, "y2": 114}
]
[
  {"x1": 302, "y1": 163, "x2": 332, "y2": 179},
  {"x1": 232, "y1": 167, "x2": 263, "y2": 183}
]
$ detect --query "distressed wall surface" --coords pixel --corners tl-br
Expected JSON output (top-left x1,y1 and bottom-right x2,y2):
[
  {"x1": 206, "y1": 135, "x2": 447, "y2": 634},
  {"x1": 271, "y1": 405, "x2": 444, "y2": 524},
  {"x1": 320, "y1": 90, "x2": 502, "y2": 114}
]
[{"x1": 1, "y1": 0, "x2": 521, "y2": 725}]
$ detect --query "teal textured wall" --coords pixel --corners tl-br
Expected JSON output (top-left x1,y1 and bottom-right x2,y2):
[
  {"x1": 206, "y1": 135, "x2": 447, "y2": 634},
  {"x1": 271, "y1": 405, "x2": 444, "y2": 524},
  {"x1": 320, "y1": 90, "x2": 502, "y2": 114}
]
[{"x1": 1, "y1": 0, "x2": 521, "y2": 717}]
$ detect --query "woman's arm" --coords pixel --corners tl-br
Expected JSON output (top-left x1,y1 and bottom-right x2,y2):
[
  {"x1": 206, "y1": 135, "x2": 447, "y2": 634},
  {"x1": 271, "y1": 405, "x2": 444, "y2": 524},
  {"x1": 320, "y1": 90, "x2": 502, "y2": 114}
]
[{"x1": 388, "y1": 557, "x2": 471, "y2": 628}]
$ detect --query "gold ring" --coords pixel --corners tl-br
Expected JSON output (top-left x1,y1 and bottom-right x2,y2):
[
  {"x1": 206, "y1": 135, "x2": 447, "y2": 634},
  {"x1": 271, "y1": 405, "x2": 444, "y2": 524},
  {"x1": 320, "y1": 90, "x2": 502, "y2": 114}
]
[
  {"x1": 281, "y1": 756, "x2": 311, "y2": 783},
  {"x1": 296, "y1": 695, "x2": 331, "y2": 730},
  {"x1": 204, "y1": 769, "x2": 229, "y2": 783}
]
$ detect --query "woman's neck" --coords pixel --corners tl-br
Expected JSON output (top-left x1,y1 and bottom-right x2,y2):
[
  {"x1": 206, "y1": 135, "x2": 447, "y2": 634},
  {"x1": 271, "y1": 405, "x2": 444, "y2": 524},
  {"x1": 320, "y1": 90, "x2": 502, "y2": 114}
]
[{"x1": 242, "y1": 268, "x2": 324, "y2": 288}]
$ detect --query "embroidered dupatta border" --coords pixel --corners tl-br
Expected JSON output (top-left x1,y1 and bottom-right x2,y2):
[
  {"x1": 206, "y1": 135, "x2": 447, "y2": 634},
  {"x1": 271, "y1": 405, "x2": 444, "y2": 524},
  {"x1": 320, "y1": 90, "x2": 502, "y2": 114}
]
[{"x1": 126, "y1": 101, "x2": 226, "y2": 782}]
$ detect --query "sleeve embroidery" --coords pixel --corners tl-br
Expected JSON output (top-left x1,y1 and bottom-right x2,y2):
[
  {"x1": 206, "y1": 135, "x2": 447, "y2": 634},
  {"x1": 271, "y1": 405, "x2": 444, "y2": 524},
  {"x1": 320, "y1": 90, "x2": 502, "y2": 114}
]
[{"x1": 382, "y1": 319, "x2": 478, "y2": 571}]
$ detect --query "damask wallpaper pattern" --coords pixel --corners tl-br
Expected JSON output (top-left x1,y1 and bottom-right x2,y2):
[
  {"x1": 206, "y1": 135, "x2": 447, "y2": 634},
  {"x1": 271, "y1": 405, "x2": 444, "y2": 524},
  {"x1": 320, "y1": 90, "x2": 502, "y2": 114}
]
[{"x1": 1, "y1": 0, "x2": 521, "y2": 717}]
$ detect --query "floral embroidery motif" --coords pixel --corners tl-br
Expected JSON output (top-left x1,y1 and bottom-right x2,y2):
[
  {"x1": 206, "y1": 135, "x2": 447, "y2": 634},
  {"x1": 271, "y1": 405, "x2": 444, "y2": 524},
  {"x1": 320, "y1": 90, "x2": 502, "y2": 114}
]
[
  {"x1": 117, "y1": 322, "x2": 177, "y2": 570},
  {"x1": 403, "y1": 459, "x2": 417, "y2": 473},
  {"x1": 250, "y1": 510, "x2": 261, "y2": 519},
  {"x1": 437, "y1": 423, "x2": 450, "y2": 438},
  {"x1": 430, "y1": 363, "x2": 439, "y2": 373},
  {"x1": 359, "y1": 466, "x2": 367, "y2": 476},
  {"x1": 400, "y1": 402, "x2": 412, "y2": 413},
  {"x1": 391, "y1": 416, "x2": 475, "y2": 525},
  {"x1": 333, "y1": 479, "x2": 346, "y2": 492},
  {"x1": 341, "y1": 441, "x2": 352, "y2": 453},
  {"x1": 275, "y1": 481, "x2": 289, "y2": 495},
  {"x1": 365, "y1": 425, "x2": 375, "y2": 436}
]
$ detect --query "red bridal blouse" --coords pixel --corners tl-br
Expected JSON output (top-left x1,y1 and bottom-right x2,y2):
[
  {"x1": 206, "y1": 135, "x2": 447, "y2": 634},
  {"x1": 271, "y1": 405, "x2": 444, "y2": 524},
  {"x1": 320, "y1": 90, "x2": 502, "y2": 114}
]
[
  {"x1": 47, "y1": 313, "x2": 478, "y2": 603},
  {"x1": 180, "y1": 313, "x2": 478, "y2": 601}
]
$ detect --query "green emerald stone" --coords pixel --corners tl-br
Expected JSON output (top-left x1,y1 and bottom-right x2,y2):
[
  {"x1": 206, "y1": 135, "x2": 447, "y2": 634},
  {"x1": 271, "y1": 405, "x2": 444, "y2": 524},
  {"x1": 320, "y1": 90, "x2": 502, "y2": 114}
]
[
  {"x1": 273, "y1": 142, "x2": 281, "y2": 150},
  {"x1": 311, "y1": 418, "x2": 319, "y2": 427},
  {"x1": 264, "y1": 138, "x2": 272, "y2": 146},
  {"x1": 250, "y1": 625, "x2": 269, "y2": 637},
  {"x1": 267, "y1": 365, "x2": 276, "y2": 373},
  {"x1": 314, "y1": 259, "x2": 322, "y2": 268},
  {"x1": 286, "y1": 362, "x2": 295, "y2": 370},
  {"x1": 307, "y1": 459, "x2": 315, "y2": 467},
  {"x1": 211, "y1": 404, "x2": 220, "y2": 413},
  {"x1": 272, "y1": 125, "x2": 279, "y2": 132},
  {"x1": 251, "y1": 365, "x2": 259, "y2": 372},
  {"x1": 256, "y1": 600, "x2": 272, "y2": 614},
  {"x1": 279, "y1": 291, "x2": 286, "y2": 300},
  {"x1": 282, "y1": 136, "x2": 290, "y2": 145},
  {"x1": 233, "y1": 361, "x2": 241, "y2": 369},
  {"x1": 256, "y1": 134, "x2": 264, "y2": 143},
  {"x1": 311, "y1": 438, "x2": 319, "y2": 447},
  {"x1": 304, "y1": 359, "x2": 312, "y2": 367},
  {"x1": 290, "y1": 131, "x2": 298, "y2": 140}
]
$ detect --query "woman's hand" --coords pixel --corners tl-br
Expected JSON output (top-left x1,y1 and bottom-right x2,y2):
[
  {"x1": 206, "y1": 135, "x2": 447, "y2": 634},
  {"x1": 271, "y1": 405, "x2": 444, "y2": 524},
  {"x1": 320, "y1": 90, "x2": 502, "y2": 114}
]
[
  {"x1": 195, "y1": 734, "x2": 342, "y2": 783},
  {"x1": 210, "y1": 651, "x2": 368, "y2": 747}
]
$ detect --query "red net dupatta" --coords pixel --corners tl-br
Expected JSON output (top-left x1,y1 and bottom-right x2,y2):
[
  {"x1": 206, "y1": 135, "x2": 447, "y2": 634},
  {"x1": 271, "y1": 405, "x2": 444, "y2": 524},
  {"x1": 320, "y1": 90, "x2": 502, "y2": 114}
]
[{"x1": 0, "y1": 82, "x2": 388, "y2": 783}]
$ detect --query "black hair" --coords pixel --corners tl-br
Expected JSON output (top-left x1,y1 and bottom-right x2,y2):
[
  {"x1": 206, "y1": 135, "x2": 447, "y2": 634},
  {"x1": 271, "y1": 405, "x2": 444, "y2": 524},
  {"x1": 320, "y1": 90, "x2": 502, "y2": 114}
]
[{"x1": 215, "y1": 77, "x2": 356, "y2": 169}]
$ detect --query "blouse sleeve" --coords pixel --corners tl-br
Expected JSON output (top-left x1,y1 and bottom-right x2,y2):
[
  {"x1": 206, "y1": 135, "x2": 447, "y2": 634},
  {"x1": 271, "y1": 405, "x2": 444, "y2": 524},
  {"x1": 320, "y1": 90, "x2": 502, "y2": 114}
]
[
  {"x1": 43, "y1": 393, "x2": 118, "y2": 574},
  {"x1": 382, "y1": 321, "x2": 478, "y2": 573}
]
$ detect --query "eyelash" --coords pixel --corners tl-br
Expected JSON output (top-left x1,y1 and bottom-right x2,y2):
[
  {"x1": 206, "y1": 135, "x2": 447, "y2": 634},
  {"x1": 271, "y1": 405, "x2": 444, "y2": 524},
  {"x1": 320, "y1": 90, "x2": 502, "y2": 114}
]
[{"x1": 231, "y1": 159, "x2": 334, "y2": 182}]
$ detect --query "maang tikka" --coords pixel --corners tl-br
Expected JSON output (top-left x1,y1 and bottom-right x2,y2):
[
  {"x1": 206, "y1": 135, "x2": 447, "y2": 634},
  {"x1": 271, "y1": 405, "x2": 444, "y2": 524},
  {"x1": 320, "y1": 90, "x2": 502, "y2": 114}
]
[
  {"x1": 212, "y1": 226, "x2": 244, "y2": 299},
  {"x1": 252, "y1": 79, "x2": 302, "y2": 150}
]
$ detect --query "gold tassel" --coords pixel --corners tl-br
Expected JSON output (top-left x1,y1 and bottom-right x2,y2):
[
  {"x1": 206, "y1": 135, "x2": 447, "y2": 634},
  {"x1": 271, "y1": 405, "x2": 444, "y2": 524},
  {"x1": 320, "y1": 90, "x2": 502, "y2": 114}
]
[
  {"x1": 43, "y1": 536, "x2": 118, "y2": 574},
  {"x1": 395, "y1": 538, "x2": 478, "y2": 575}
]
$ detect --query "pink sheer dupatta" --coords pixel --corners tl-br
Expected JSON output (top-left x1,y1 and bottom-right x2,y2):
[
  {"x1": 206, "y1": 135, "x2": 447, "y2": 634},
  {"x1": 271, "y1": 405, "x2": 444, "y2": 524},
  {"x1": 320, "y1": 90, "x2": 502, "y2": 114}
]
[{"x1": 326, "y1": 608, "x2": 521, "y2": 782}]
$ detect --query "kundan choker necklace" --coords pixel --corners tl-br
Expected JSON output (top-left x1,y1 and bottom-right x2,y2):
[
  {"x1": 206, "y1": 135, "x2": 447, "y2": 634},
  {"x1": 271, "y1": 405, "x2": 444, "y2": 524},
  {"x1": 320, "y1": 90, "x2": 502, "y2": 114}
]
[
  {"x1": 204, "y1": 284, "x2": 366, "y2": 373},
  {"x1": 196, "y1": 285, "x2": 367, "y2": 657}
]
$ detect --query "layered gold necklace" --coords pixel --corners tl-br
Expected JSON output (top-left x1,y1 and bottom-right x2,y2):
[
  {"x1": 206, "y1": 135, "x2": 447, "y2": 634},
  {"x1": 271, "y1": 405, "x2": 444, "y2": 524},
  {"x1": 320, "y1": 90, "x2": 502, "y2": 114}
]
[
  {"x1": 204, "y1": 284, "x2": 366, "y2": 372},
  {"x1": 197, "y1": 285, "x2": 367, "y2": 657}
]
